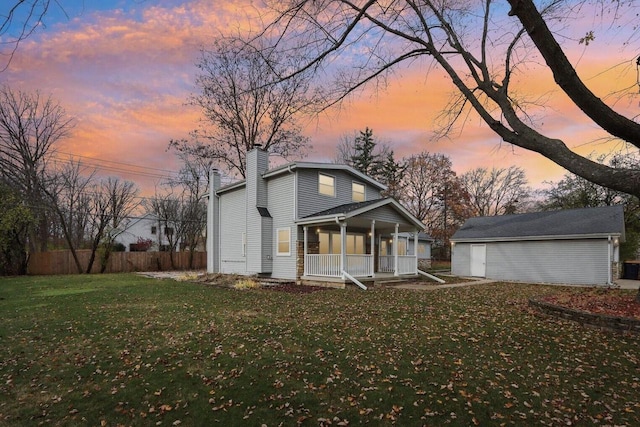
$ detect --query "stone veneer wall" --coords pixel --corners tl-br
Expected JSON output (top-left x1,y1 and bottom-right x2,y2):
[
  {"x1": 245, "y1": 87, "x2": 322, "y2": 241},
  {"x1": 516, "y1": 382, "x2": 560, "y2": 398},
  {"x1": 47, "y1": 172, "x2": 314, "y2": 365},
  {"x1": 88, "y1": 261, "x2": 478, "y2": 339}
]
[
  {"x1": 612, "y1": 261, "x2": 620, "y2": 280},
  {"x1": 418, "y1": 259, "x2": 432, "y2": 270},
  {"x1": 297, "y1": 241, "x2": 319, "y2": 278}
]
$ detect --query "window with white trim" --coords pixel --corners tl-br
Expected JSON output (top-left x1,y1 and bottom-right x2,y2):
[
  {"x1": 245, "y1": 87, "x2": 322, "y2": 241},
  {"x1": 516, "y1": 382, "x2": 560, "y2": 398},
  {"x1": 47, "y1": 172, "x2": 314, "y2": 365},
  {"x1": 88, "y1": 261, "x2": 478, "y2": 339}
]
[
  {"x1": 352, "y1": 182, "x2": 365, "y2": 202},
  {"x1": 277, "y1": 228, "x2": 291, "y2": 256},
  {"x1": 418, "y1": 242, "x2": 427, "y2": 257},
  {"x1": 398, "y1": 239, "x2": 407, "y2": 256},
  {"x1": 318, "y1": 173, "x2": 335, "y2": 197}
]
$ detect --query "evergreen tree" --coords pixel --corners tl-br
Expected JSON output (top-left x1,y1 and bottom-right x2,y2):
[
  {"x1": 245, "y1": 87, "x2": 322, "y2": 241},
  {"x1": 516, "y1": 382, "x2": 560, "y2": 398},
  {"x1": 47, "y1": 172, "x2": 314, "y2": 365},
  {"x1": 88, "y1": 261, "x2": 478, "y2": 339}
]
[{"x1": 351, "y1": 128, "x2": 377, "y2": 176}]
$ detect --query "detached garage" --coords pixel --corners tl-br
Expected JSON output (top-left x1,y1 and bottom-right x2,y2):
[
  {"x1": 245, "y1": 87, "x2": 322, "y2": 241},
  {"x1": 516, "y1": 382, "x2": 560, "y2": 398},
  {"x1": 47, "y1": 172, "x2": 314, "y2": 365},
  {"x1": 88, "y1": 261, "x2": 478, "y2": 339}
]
[{"x1": 451, "y1": 206, "x2": 625, "y2": 286}]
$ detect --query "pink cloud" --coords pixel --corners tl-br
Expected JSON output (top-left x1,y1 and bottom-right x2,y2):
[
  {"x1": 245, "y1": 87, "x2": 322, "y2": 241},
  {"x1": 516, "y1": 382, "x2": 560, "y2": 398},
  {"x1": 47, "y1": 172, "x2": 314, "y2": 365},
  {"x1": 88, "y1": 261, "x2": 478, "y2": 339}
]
[{"x1": 1, "y1": 0, "x2": 636, "y2": 196}]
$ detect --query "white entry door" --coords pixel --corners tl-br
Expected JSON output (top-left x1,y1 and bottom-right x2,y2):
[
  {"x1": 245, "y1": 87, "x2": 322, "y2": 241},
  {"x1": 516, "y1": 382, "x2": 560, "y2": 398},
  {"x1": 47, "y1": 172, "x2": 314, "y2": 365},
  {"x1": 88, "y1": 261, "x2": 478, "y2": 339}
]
[{"x1": 470, "y1": 244, "x2": 486, "y2": 277}]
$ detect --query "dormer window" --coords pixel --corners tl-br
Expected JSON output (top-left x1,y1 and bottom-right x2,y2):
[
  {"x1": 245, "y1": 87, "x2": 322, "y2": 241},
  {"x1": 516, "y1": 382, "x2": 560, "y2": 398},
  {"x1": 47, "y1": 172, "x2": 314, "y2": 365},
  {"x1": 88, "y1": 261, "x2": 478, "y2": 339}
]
[
  {"x1": 318, "y1": 173, "x2": 335, "y2": 197},
  {"x1": 352, "y1": 182, "x2": 365, "y2": 202}
]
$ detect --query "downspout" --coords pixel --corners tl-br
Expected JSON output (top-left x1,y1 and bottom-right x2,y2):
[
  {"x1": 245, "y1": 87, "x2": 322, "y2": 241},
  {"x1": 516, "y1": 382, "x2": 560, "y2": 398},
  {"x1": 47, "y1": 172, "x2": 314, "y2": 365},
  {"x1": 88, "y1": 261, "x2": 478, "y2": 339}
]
[{"x1": 607, "y1": 235, "x2": 613, "y2": 286}]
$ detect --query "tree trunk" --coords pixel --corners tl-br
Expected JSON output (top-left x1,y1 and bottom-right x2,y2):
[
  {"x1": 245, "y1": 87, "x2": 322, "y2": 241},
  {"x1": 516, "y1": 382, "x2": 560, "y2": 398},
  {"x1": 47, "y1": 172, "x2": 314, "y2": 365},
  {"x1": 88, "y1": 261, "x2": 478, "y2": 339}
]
[
  {"x1": 506, "y1": 0, "x2": 640, "y2": 148},
  {"x1": 99, "y1": 247, "x2": 112, "y2": 274}
]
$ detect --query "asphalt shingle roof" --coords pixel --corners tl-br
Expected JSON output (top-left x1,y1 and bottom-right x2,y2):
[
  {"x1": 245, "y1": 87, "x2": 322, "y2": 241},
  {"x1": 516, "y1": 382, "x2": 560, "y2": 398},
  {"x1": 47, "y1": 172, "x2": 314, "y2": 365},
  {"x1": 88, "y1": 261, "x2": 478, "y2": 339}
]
[
  {"x1": 451, "y1": 205, "x2": 625, "y2": 241},
  {"x1": 302, "y1": 198, "x2": 388, "y2": 218}
]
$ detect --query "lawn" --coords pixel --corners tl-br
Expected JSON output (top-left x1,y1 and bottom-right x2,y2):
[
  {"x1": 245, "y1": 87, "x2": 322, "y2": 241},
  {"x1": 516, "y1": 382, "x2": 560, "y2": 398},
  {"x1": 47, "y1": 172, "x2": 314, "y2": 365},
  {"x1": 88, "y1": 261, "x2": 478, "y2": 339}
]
[{"x1": 0, "y1": 274, "x2": 638, "y2": 426}]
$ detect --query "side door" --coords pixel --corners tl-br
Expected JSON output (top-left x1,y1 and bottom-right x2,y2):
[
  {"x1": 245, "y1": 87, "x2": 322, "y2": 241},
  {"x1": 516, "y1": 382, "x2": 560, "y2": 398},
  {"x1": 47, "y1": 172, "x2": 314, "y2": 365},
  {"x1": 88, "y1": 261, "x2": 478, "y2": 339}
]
[{"x1": 470, "y1": 244, "x2": 486, "y2": 277}]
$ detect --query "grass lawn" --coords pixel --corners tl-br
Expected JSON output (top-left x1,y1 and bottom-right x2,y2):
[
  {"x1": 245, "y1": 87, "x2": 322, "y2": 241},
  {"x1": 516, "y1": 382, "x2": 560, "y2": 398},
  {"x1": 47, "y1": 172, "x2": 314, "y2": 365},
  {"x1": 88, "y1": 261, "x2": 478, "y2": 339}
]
[{"x1": 0, "y1": 274, "x2": 638, "y2": 426}]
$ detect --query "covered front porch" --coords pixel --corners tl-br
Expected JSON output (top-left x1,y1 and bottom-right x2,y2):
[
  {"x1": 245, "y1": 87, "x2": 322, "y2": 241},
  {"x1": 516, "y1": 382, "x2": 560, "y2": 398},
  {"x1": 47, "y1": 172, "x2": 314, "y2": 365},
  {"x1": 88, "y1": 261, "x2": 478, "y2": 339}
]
[{"x1": 296, "y1": 198, "x2": 426, "y2": 286}]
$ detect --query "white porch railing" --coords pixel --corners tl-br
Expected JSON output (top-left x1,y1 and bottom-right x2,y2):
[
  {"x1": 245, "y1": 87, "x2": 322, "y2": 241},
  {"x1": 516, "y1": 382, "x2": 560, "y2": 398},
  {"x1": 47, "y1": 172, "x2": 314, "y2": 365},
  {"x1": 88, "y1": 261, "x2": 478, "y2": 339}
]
[
  {"x1": 305, "y1": 254, "x2": 341, "y2": 277},
  {"x1": 305, "y1": 254, "x2": 417, "y2": 277},
  {"x1": 378, "y1": 255, "x2": 417, "y2": 275},
  {"x1": 379, "y1": 256, "x2": 394, "y2": 273},
  {"x1": 305, "y1": 254, "x2": 374, "y2": 277},
  {"x1": 397, "y1": 255, "x2": 417, "y2": 275},
  {"x1": 346, "y1": 255, "x2": 374, "y2": 277}
]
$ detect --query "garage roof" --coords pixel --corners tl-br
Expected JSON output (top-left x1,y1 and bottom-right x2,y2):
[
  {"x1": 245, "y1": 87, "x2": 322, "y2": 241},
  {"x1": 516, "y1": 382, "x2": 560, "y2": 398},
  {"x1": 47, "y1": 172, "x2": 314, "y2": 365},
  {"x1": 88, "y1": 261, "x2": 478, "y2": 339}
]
[{"x1": 451, "y1": 205, "x2": 625, "y2": 242}]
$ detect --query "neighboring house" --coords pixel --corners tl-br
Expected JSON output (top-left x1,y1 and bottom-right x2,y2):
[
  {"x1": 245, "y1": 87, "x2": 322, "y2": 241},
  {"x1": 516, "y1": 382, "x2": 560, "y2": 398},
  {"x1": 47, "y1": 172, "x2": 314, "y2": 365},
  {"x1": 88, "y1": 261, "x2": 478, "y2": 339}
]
[
  {"x1": 116, "y1": 214, "x2": 180, "y2": 252},
  {"x1": 396, "y1": 232, "x2": 433, "y2": 269},
  {"x1": 206, "y1": 146, "x2": 427, "y2": 287},
  {"x1": 450, "y1": 205, "x2": 625, "y2": 285}
]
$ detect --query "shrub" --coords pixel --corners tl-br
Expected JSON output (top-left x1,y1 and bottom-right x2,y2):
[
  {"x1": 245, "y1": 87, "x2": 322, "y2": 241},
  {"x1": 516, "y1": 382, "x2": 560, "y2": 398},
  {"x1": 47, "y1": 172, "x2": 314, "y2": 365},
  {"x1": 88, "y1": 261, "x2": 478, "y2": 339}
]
[{"x1": 233, "y1": 278, "x2": 260, "y2": 290}]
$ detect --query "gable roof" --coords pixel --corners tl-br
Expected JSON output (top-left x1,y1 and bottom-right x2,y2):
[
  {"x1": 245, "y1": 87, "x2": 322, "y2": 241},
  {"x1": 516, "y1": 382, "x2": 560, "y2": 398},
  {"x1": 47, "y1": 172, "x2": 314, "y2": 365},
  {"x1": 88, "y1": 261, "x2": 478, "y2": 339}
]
[
  {"x1": 451, "y1": 205, "x2": 625, "y2": 242},
  {"x1": 297, "y1": 197, "x2": 425, "y2": 230},
  {"x1": 217, "y1": 161, "x2": 387, "y2": 194}
]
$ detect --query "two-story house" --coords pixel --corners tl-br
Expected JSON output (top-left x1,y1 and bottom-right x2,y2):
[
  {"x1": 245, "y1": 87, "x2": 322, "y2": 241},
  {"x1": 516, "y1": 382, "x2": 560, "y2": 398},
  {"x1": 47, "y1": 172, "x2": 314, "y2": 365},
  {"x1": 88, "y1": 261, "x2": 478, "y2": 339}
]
[{"x1": 206, "y1": 146, "x2": 427, "y2": 288}]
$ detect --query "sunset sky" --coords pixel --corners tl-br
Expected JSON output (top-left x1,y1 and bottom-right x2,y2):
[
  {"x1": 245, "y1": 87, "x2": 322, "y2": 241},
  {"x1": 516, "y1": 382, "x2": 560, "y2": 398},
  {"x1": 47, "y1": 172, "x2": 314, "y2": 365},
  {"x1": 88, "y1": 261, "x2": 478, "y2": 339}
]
[{"x1": 2, "y1": 0, "x2": 638, "y2": 194}]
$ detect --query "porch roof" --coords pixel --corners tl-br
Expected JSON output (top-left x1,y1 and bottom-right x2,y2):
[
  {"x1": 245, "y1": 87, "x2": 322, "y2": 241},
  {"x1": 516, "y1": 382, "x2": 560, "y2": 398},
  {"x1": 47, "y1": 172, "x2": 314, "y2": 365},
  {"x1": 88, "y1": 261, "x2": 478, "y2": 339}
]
[{"x1": 296, "y1": 197, "x2": 425, "y2": 231}]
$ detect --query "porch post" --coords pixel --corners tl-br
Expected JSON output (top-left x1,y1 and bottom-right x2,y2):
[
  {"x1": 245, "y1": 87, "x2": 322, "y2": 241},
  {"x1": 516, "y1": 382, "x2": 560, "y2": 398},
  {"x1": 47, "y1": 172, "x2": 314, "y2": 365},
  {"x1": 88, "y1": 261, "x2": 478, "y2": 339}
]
[
  {"x1": 340, "y1": 222, "x2": 347, "y2": 279},
  {"x1": 370, "y1": 220, "x2": 375, "y2": 277},
  {"x1": 393, "y1": 223, "x2": 399, "y2": 276},
  {"x1": 413, "y1": 229, "x2": 419, "y2": 273},
  {"x1": 303, "y1": 226, "x2": 308, "y2": 276}
]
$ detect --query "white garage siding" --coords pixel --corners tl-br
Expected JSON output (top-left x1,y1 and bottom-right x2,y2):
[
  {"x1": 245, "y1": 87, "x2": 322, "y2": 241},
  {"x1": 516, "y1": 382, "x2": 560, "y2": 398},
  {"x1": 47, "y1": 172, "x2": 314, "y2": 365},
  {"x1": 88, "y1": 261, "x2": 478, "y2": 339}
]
[
  {"x1": 488, "y1": 240, "x2": 609, "y2": 285},
  {"x1": 451, "y1": 244, "x2": 471, "y2": 277},
  {"x1": 453, "y1": 239, "x2": 610, "y2": 285}
]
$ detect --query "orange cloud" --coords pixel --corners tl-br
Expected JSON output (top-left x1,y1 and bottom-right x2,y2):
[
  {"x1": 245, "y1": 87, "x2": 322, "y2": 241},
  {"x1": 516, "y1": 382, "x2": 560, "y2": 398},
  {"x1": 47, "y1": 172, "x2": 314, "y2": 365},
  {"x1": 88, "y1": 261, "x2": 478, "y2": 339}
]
[{"x1": 2, "y1": 0, "x2": 637, "y2": 196}]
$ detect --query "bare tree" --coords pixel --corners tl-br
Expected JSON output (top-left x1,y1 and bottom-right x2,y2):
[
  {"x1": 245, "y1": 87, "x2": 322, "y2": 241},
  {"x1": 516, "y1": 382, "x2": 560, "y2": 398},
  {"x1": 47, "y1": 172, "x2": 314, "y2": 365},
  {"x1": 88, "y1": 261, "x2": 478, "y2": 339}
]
[
  {"x1": 43, "y1": 159, "x2": 94, "y2": 273},
  {"x1": 258, "y1": 0, "x2": 640, "y2": 196},
  {"x1": 402, "y1": 153, "x2": 459, "y2": 226},
  {"x1": 87, "y1": 178, "x2": 139, "y2": 274},
  {"x1": 0, "y1": 85, "x2": 73, "y2": 251},
  {"x1": 146, "y1": 191, "x2": 183, "y2": 269},
  {"x1": 172, "y1": 36, "x2": 321, "y2": 178},
  {"x1": 461, "y1": 166, "x2": 531, "y2": 217},
  {"x1": 399, "y1": 152, "x2": 471, "y2": 258},
  {"x1": 164, "y1": 147, "x2": 212, "y2": 268}
]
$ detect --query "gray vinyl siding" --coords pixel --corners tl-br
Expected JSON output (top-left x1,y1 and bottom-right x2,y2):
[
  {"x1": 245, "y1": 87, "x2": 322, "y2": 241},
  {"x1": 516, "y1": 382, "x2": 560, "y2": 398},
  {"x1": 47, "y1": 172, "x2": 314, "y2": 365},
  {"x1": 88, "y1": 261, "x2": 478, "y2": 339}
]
[
  {"x1": 453, "y1": 239, "x2": 610, "y2": 285},
  {"x1": 267, "y1": 173, "x2": 297, "y2": 279},
  {"x1": 219, "y1": 187, "x2": 247, "y2": 274},
  {"x1": 365, "y1": 185, "x2": 380, "y2": 201},
  {"x1": 359, "y1": 205, "x2": 406, "y2": 224},
  {"x1": 296, "y1": 169, "x2": 383, "y2": 218}
]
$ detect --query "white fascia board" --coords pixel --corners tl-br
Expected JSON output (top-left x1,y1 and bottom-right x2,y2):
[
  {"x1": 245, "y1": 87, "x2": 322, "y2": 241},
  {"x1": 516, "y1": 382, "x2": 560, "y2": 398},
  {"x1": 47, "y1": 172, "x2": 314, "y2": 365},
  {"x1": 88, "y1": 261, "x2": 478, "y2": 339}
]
[{"x1": 450, "y1": 232, "x2": 622, "y2": 244}]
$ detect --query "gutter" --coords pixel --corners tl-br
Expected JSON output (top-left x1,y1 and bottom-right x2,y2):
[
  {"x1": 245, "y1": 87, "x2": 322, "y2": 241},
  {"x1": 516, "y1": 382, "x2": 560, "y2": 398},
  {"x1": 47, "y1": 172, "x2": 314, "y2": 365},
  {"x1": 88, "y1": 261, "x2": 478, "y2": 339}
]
[
  {"x1": 451, "y1": 233, "x2": 622, "y2": 244},
  {"x1": 295, "y1": 214, "x2": 346, "y2": 226}
]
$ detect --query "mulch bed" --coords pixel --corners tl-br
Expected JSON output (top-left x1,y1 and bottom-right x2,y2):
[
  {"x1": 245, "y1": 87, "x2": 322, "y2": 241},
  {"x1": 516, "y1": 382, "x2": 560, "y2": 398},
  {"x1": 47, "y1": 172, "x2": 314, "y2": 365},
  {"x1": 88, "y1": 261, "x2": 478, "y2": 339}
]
[{"x1": 539, "y1": 289, "x2": 640, "y2": 320}]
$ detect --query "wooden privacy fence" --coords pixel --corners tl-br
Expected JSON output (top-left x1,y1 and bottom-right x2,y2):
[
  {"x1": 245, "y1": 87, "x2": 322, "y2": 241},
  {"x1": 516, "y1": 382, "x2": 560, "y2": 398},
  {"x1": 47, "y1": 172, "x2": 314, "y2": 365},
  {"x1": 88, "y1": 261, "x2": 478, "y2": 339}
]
[{"x1": 27, "y1": 250, "x2": 206, "y2": 275}]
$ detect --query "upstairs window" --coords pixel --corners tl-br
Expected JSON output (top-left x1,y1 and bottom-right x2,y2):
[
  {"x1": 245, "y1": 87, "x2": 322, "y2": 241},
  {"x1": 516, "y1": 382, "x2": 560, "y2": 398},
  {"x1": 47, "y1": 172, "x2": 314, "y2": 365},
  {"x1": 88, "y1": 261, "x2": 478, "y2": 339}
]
[
  {"x1": 151, "y1": 226, "x2": 157, "y2": 235},
  {"x1": 318, "y1": 173, "x2": 335, "y2": 197},
  {"x1": 352, "y1": 182, "x2": 365, "y2": 202}
]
